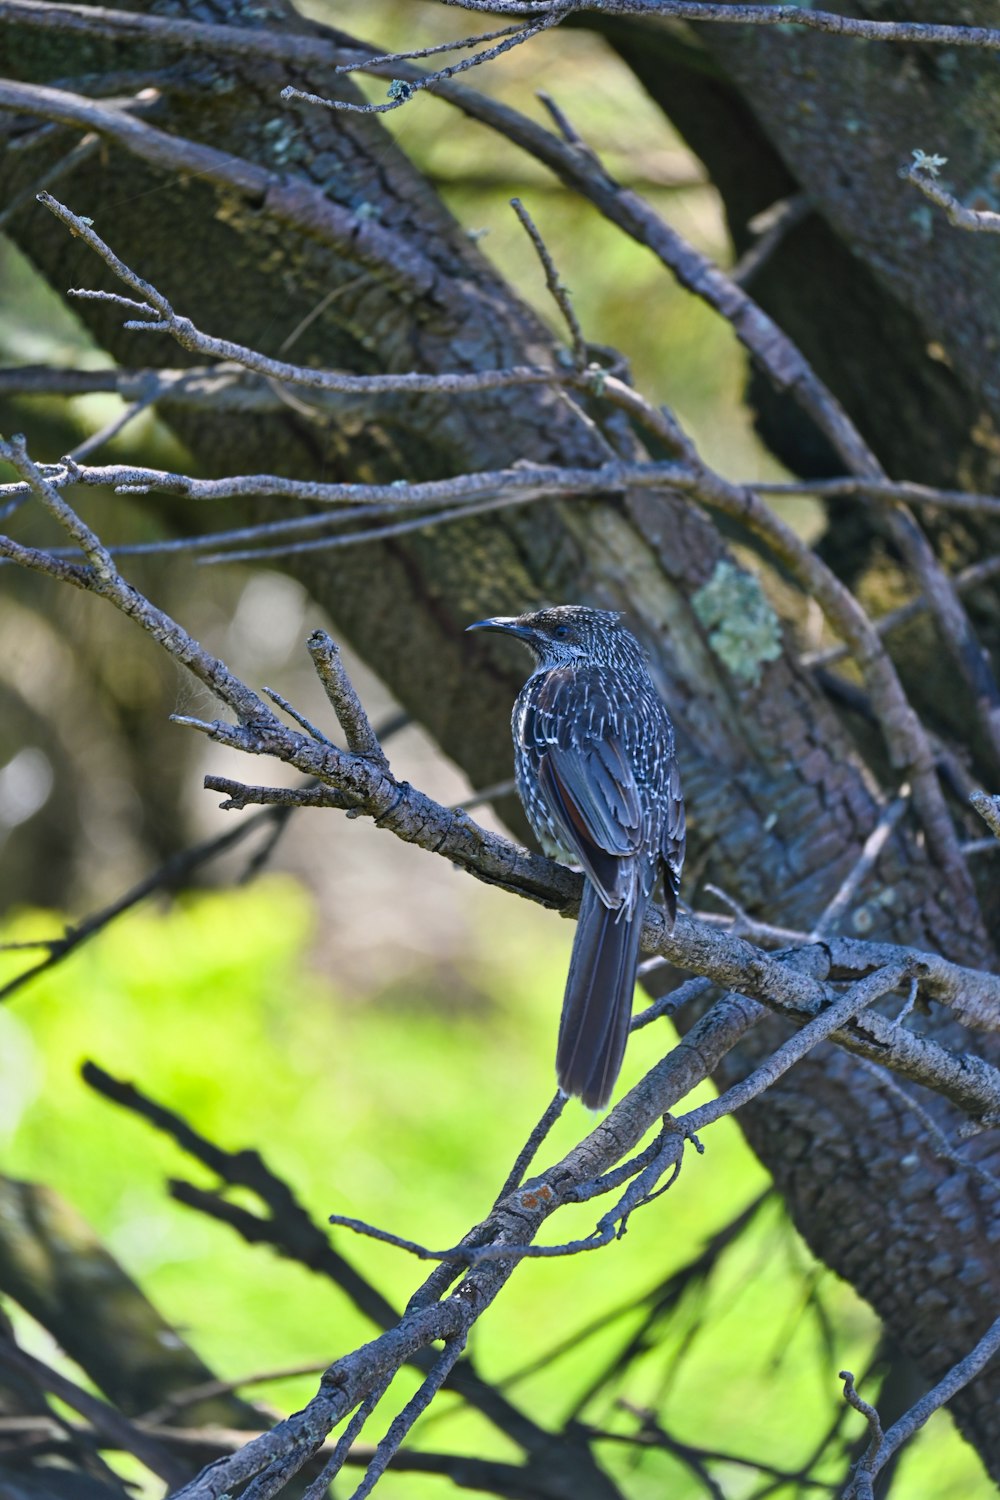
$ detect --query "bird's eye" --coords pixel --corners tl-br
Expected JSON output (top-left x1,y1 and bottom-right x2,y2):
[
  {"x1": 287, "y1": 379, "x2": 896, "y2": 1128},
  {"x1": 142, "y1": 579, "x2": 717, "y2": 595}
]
[{"x1": 553, "y1": 624, "x2": 570, "y2": 640}]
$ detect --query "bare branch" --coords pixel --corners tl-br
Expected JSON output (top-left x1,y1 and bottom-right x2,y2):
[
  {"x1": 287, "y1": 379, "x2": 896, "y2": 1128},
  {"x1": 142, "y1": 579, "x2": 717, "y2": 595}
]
[
  {"x1": 0, "y1": 526, "x2": 92, "y2": 586},
  {"x1": 346, "y1": 1338, "x2": 468, "y2": 1500},
  {"x1": 493, "y1": 1092, "x2": 566, "y2": 1203},
  {"x1": 0, "y1": 802, "x2": 287, "y2": 1005},
  {"x1": 307, "y1": 632, "x2": 390, "y2": 767},
  {"x1": 298, "y1": 1380, "x2": 393, "y2": 1500},
  {"x1": 0, "y1": 456, "x2": 660, "y2": 513},
  {"x1": 809, "y1": 788, "x2": 910, "y2": 939},
  {"x1": 3, "y1": 439, "x2": 997, "y2": 1101},
  {"x1": 281, "y1": 9, "x2": 566, "y2": 116},
  {"x1": 970, "y1": 790, "x2": 1000, "y2": 842},
  {"x1": 840, "y1": 1317, "x2": 1000, "y2": 1498},
  {"x1": 510, "y1": 196, "x2": 588, "y2": 369},
  {"x1": 902, "y1": 153, "x2": 1000, "y2": 234},
  {"x1": 33, "y1": 191, "x2": 558, "y2": 397},
  {"x1": 429, "y1": 0, "x2": 1000, "y2": 50},
  {"x1": 260, "y1": 688, "x2": 335, "y2": 748},
  {"x1": 802, "y1": 552, "x2": 1000, "y2": 671},
  {"x1": 0, "y1": 1341, "x2": 187, "y2": 1486},
  {"x1": 203, "y1": 778, "x2": 351, "y2": 812},
  {"x1": 838, "y1": 1371, "x2": 884, "y2": 1499},
  {"x1": 18, "y1": 193, "x2": 991, "y2": 889},
  {"x1": 756, "y1": 474, "x2": 1000, "y2": 517},
  {"x1": 1, "y1": 0, "x2": 997, "y2": 68},
  {"x1": 730, "y1": 194, "x2": 811, "y2": 287}
]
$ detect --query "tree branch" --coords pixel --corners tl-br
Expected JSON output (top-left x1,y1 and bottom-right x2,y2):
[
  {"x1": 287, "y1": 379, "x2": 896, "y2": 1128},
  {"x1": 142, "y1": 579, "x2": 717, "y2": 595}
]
[
  {"x1": 428, "y1": 0, "x2": 1000, "y2": 51},
  {"x1": 902, "y1": 154, "x2": 1000, "y2": 234},
  {"x1": 840, "y1": 1316, "x2": 1000, "y2": 1498}
]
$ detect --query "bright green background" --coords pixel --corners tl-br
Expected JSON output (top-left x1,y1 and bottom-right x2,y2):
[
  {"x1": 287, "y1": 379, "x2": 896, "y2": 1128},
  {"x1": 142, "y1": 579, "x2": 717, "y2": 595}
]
[{"x1": 1, "y1": 882, "x2": 990, "y2": 1498}]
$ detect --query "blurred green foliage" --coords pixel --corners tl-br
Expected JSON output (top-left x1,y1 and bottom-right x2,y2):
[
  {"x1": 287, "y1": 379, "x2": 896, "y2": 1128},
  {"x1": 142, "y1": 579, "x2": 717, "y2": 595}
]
[{"x1": 0, "y1": 882, "x2": 990, "y2": 1499}]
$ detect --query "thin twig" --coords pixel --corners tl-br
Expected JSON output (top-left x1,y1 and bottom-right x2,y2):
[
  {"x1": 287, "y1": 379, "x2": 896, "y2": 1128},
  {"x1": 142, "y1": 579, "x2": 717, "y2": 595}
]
[
  {"x1": 0, "y1": 1342, "x2": 187, "y2": 1486},
  {"x1": 969, "y1": 790, "x2": 1000, "y2": 842},
  {"x1": 493, "y1": 1092, "x2": 566, "y2": 1203},
  {"x1": 510, "y1": 196, "x2": 588, "y2": 368},
  {"x1": 334, "y1": 23, "x2": 527, "y2": 75},
  {"x1": 902, "y1": 155, "x2": 1000, "y2": 234},
  {"x1": 755, "y1": 474, "x2": 1000, "y2": 517},
  {"x1": 730, "y1": 193, "x2": 811, "y2": 286},
  {"x1": 1, "y1": 0, "x2": 997, "y2": 64},
  {"x1": 801, "y1": 553, "x2": 1000, "y2": 670},
  {"x1": 810, "y1": 788, "x2": 911, "y2": 939},
  {"x1": 261, "y1": 688, "x2": 335, "y2": 748},
  {"x1": 428, "y1": 0, "x2": 1000, "y2": 47},
  {"x1": 299, "y1": 1381, "x2": 392, "y2": 1500},
  {"x1": 307, "y1": 631, "x2": 388, "y2": 766},
  {"x1": 841, "y1": 1318, "x2": 1000, "y2": 1498},
  {"x1": 0, "y1": 806, "x2": 287, "y2": 1005},
  {"x1": 630, "y1": 974, "x2": 716, "y2": 1030},
  {"x1": 281, "y1": 10, "x2": 566, "y2": 116},
  {"x1": 346, "y1": 1338, "x2": 468, "y2": 1500},
  {"x1": 17, "y1": 197, "x2": 989, "y2": 897}
]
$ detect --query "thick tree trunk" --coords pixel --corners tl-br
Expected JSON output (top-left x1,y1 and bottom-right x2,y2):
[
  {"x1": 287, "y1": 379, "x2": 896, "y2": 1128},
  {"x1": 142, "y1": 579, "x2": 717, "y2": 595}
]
[{"x1": 1, "y1": 0, "x2": 998, "y2": 1476}]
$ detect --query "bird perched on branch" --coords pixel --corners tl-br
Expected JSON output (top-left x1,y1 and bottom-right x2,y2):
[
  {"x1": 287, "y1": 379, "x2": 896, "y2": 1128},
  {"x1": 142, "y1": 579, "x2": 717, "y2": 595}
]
[{"x1": 466, "y1": 605, "x2": 684, "y2": 1109}]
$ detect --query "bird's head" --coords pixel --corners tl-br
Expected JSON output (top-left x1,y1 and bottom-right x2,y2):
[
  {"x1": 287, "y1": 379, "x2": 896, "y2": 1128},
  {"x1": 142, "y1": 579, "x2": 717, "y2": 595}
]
[{"x1": 466, "y1": 605, "x2": 632, "y2": 668}]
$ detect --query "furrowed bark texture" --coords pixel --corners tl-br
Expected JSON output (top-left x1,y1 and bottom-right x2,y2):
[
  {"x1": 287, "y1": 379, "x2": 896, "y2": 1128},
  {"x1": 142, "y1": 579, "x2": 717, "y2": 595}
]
[{"x1": 1, "y1": 0, "x2": 998, "y2": 1474}]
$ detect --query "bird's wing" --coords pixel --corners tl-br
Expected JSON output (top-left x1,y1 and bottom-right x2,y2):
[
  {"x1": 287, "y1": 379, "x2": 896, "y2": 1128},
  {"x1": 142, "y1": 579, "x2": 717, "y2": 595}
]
[
  {"x1": 660, "y1": 751, "x2": 685, "y2": 925},
  {"x1": 522, "y1": 667, "x2": 645, "y2": 909}
]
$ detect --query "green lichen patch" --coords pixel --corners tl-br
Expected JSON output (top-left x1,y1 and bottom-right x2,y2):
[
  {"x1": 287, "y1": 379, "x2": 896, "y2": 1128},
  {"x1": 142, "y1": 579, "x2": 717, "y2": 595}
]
[{"x1": 692, "y1": 561, "x2": 783, "y2": 687}]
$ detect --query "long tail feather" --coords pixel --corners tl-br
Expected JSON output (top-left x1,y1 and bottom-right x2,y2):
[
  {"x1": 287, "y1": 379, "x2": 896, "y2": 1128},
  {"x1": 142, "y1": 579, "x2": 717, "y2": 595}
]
[{"x1": 556, "y1": 884, "x2": 642, "y2": 1109}]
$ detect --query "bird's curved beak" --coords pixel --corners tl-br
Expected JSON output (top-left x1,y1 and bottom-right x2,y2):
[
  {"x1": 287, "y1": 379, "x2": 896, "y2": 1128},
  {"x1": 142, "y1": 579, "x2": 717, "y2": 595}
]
[{"x1": 465, "y1": 616, "x2": 533, "y2": 640}]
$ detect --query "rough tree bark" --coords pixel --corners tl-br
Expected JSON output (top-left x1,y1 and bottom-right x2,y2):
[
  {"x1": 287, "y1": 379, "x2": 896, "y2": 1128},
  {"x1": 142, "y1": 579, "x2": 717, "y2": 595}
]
[{"x1": 0, "y1": 0, "x2": 997, "y2": 1481}]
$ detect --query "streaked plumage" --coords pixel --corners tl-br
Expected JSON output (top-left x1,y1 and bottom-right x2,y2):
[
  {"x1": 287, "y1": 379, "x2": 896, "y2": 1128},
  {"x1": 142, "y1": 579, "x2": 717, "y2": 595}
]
[{"x1": 466, "y1": 605, "x2": 685, "y2": 1108}]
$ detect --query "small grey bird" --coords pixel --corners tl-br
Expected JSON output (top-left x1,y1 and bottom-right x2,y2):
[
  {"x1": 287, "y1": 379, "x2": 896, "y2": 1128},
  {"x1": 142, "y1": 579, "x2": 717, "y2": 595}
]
[{"x1": 467, "y1": 605, "x2": 684, "y2": 1109}]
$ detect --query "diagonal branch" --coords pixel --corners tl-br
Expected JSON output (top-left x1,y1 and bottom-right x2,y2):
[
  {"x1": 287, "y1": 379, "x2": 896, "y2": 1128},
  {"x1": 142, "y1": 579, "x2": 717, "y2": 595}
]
[
  {"x1": 902, "y1": 155, "x2": 1000, "y2": 234},
  {"x1": 1, "y1": 0, "x2": 998, "y2": 62},
  {"x1": 2, "y1": 433, "x2": 998, "y2": 1107},
  {"x1": 840, "y1": 1316, "x2": 1000, "y2": 1499},
  {"x1": 7, "y1": 192, "x2": 983, "y2": 911},
  {"x1": 428, "y1": 0, "x2": 1000, "y2": 49}
]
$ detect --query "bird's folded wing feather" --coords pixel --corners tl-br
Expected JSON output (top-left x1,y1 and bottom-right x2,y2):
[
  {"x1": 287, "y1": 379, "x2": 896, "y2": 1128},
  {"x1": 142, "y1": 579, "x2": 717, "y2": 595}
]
[
  {"x1": 660, "y1": 753, "x2": 685, "y2": 922},
  {"x1": 525, "y1": 668, "x2": 645, "y2": 909}
]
